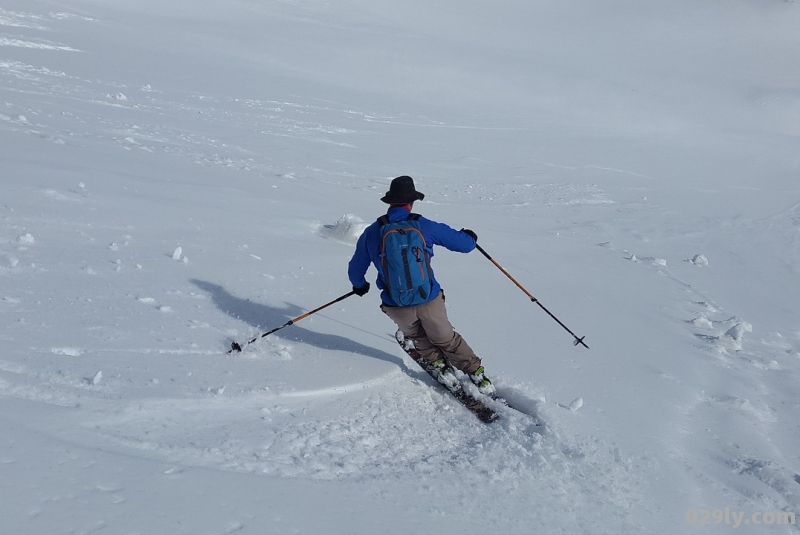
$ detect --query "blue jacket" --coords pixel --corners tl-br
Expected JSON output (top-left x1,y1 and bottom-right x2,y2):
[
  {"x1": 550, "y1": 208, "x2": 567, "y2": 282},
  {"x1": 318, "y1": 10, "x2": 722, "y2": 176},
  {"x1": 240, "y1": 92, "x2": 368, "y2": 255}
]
[{"x1": 348, "y1": 207, "x2": 476, "y2": 306}]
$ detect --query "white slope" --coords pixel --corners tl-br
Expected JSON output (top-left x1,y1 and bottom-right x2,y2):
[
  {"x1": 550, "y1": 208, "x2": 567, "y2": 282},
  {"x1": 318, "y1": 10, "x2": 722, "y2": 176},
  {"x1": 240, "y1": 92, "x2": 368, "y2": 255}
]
[{"x1": 2, "y1": 0, "x2": 800, "y2": 533}]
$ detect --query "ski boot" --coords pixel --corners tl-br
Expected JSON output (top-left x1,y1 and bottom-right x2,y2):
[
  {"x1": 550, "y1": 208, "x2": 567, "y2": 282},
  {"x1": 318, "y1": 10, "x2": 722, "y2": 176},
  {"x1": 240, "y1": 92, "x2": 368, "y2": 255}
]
[
  {"x1": 429, "y1": 358, "x2": 459, "y2": 391},
  {"x1": 469, "y1": 366, "x2": 496, "y2": 397}
]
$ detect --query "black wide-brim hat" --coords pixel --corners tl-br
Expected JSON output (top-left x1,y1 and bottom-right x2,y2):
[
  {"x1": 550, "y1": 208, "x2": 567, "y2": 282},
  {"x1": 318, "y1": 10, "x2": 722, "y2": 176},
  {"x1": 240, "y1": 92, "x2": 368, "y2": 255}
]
[{"x1": 381, "y1": 175, "x2": 425, "y2": 204}]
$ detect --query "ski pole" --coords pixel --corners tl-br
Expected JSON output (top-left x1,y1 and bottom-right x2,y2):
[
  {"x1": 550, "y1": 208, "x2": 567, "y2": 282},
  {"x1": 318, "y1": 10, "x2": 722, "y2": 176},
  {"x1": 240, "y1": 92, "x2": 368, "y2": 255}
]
[
  {"x1": 475, "y1": 243, "x2": 589, "y2": 349},
  {"x1": 228, "y1": 290, "x2": 357, "y2": 353}
]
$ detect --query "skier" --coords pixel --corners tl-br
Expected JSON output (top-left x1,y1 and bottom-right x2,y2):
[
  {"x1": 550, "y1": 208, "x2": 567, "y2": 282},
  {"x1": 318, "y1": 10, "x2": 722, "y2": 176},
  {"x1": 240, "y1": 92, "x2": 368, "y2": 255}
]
[{"x1": 347, "y1": 175, "x2": 495, "y2": 395}]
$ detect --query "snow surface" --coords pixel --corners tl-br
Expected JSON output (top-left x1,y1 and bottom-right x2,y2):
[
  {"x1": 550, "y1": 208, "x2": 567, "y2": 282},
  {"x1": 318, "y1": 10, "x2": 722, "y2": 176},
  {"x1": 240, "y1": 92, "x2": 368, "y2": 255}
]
[{"x1": 2, "y1": 0, "x2": 800, "y2": 533}]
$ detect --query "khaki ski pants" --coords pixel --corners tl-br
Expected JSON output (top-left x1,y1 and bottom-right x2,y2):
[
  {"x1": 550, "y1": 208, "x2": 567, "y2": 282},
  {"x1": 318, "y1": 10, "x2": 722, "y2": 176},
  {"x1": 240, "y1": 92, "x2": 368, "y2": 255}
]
[{"x1": 381, "y1": 292, "x2": 481, "y2": 374}]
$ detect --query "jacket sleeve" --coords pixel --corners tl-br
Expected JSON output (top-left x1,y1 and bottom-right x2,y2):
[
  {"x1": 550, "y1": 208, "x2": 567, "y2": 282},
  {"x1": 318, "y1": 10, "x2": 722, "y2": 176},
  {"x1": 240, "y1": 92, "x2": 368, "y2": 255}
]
[
  {"x1": 348, "y1": 228, "x2": 372, "y2": 287},
  {"x1": 422, "y1": 218, "x2": 476, "y2": 253}
]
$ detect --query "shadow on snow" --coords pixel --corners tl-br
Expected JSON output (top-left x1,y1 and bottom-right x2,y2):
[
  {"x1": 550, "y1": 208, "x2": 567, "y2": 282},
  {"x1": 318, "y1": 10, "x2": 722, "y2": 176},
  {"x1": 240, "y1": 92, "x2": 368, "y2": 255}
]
[{"x1": 191, "y1": 279, "x2": 418, "y2": 376}]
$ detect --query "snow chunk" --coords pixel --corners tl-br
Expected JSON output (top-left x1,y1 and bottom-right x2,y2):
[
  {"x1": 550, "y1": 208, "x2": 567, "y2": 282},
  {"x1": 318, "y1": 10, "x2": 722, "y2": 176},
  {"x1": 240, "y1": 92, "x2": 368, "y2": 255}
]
[
  {"x1": 692, "y1": 315, "x2": 714, "y2": 329},
  {"x1": 689, "y1": 254, "x2": 708, "y2": 266},
  {"x1": 16, "y1": 233, "x2": 34, "y2": 244},
  {"x1": 723, "y1": 321, "x2": 752, "y2": 351},
  {"x1": 319, "y1": 214, "x2": 367, "y2": 245},
  {"x1": 569, "y1": 397, "x2": 584, "y2": 411},
  {"x1": 51, "y1": 347, "x2": 84, "y2": 356},
  {"x1": 171, "y1": 247, "x2": 189, "y2": 264},
  {"x1": 91, "y1": 371, "x2": 103, "y2": 385}
]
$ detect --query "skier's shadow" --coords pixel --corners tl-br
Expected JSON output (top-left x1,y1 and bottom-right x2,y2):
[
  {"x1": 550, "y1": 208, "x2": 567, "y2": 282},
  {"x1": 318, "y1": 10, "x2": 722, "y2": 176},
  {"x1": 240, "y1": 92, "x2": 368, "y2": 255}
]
[{"x1": 191, "y1": 279, "x2": 414, "y2": 373}]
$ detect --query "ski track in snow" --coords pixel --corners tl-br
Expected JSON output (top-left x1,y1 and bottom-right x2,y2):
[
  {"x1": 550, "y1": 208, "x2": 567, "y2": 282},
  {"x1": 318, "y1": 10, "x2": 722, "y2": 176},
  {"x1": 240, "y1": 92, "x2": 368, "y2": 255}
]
[
  {"x1": 79, "y1": 377, "x2": 650, "y2": 531},
  {"x1": 1, "y1": 338, "x2": 643, "y2": 499},
  {"x1": 0, "y1": 342, "x2": 652, "y2": 531},
  {"x1": 602, "y1": 238, "x2": 800, "y2": 518}
]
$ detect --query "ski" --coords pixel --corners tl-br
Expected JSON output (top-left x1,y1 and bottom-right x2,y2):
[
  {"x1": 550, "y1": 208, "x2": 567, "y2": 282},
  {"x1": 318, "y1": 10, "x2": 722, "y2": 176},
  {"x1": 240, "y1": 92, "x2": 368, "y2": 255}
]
[{"x1": 394, "y1": 330, "x2": 499, "y2": 423}]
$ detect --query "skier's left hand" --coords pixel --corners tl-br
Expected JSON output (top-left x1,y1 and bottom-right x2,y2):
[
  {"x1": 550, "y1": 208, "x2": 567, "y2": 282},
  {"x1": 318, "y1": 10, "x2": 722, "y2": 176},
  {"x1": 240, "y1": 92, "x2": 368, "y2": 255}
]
[{"x1": 460, "y1": 228, "x2": 478, "y2": 242}]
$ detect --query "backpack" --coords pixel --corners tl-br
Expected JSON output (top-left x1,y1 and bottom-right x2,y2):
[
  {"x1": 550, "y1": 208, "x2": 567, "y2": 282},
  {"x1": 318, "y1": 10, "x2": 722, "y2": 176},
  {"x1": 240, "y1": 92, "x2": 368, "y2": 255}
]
[{"x1": 377, "y1": 214, "x2": 434, "y2": 306}]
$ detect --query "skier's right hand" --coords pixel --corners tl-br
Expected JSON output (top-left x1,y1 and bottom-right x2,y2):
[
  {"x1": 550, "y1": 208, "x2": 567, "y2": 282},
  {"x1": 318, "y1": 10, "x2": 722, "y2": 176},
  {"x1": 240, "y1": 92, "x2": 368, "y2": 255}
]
[{"x1": 353, "y1": 283, "x2": 370, "y2": 296}]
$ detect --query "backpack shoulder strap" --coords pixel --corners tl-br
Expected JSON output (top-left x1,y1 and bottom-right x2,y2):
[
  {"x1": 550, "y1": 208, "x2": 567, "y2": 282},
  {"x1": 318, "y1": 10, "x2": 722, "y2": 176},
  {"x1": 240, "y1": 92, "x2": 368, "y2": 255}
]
[{"x1": 377, "y1": 213, "x2": 421, "y2": 226}]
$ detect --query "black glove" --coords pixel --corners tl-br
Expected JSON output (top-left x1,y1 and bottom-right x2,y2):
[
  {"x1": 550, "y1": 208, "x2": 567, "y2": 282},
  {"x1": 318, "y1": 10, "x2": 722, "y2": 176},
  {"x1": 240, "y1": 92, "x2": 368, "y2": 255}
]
[
  {"x1": 460, "y1": 228, "x2": 478, "y2": 242},
  {"x1": 353, "y1": 283, "x2": 370, "y2": 296}
]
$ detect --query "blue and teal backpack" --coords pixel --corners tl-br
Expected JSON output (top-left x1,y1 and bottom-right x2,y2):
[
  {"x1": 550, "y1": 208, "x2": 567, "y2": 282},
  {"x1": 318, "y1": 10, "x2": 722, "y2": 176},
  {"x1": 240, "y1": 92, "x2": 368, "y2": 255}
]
[{"x1": 377, "y1": 214, "x2": 434, "y2": 306}]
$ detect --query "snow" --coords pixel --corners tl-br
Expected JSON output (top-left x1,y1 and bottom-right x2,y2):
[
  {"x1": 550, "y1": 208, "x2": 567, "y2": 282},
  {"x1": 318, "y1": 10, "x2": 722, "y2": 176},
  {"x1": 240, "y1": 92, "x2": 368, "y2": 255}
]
[
  {"x1": 2, "y1": 0, "x2": 800, "y2": 534},
  {"x1": 568, "y1": 397, "x2": 584, "y2": 412},
  {"x1": 15, "y1": 232, "x2": 34, "y2": 244},
  {"x1": 319, "y1": 213, "x2": 368, "y2": 245}
]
